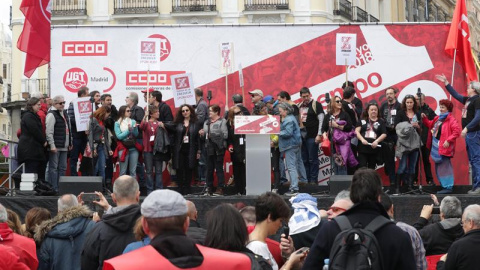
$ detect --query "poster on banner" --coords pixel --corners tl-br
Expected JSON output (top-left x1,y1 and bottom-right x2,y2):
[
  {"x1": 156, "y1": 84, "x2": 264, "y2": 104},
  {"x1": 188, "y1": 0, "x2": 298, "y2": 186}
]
[
  {"x1": 138, "y1": 38, "x2": 161, "y2": 70},
  {"x1": 220, "y1": 42, "x2": 234, "y2": 74},
  {"x1": 234, "y1": 115, "x2": 280, "y2": 134},
  {"x1": 171, "y1": 73, "x2": 196, "y2": 107},
  {"x1": 336, "y1": 33, "x2": 357, "y2": 65},
  {"x1": 238, "y1": 64, "x2": 244, "y2": 87},
  {"x1": 72, "y1": 97, "x2": 93, "y2": 132}
]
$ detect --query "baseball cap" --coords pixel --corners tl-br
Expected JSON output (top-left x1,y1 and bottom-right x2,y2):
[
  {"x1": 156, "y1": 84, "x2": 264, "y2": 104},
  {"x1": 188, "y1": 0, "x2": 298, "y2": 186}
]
[
  {"x1": 248, "y1": 89, "x2": 264, "y2": 97},
  {"x1": 141, "y1": 190, "x2": 188, "y2": 218},
  {"x1": 141, "y1": 88, "x2": 155, "y2": 93},
  {"x1": 263, "y1": 95, "x2": 274, "y2": 103}
]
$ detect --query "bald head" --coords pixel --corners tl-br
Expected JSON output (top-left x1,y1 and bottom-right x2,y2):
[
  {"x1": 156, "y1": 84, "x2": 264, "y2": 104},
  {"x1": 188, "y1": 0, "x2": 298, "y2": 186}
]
[
  {"x1": 113, "y1": 175, "x2": 140, "y2": 205},
  {"x1": 57, "y1": 194, "x2": 78, "y2": 212},
  {"x1": 186, "y1": 200, "x2": 197, "y2": 221}
]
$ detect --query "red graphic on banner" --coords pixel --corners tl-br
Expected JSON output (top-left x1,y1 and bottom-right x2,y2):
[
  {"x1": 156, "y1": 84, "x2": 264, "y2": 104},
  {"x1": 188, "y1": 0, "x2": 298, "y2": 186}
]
[
  {"x1": 63, "y1": 67, "x2": 88, "y2": 93},
  {"x1": 235, "y1": 116, "x2": 280, "y2": 134},
  {"x1": 126, "y1": 71, "x2": 184, "y2": 86},
  {"x1": 62, "y1": 41, "x2": 108, "y2": 56},
  {"x1": 148, "y1": 34, "x2": 171, "y2": 61},
  {"x1": 141, "y1": 41, "x2": 155, "y2": 53},
  {"x1": 78, "y1": 100, "x2": 91, "y2": 113},
  {"x1": 175, "y1": 76, "x2": 190, "y2": 89}
]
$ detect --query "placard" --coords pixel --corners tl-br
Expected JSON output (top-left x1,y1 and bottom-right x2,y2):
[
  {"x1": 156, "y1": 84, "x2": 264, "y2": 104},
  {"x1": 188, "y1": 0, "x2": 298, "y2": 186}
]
[
  {"x1": 220, "y1": 42, "x2": 234, "y2": 74},
  {"x1": 171, "y1": 73, "x2": 196, "y2": 107},
  {"x1": 138, "y1": 38, "x2": 161, "y2": 70},
  {"x1": 234, "y1": 115, "x2": 280, "y2": 134},
  {"x1": 336, "y1": 33, "x2": 357, "y2": 65},
  {"x1": 72, "y1": 97, "x2": 93, "y2": 132}
]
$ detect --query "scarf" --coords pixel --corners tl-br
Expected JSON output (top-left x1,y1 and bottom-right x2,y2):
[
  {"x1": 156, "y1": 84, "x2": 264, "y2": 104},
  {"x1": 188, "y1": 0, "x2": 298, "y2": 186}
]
[
  {"x1": 433, "y1": 112, "x2": 449, "y2": 137},
  {"x1": 118, "y1": 117, "x2": 132, "y2": 132},
  {"x1": 288, "y1": 193, "x2": 321, "y2": 235}
]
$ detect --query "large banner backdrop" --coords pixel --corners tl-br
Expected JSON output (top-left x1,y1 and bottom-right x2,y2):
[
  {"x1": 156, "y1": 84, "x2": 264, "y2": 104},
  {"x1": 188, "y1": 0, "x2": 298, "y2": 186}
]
[{"x1": 51, "y1": 24, "x2": 470, "y2": 185}]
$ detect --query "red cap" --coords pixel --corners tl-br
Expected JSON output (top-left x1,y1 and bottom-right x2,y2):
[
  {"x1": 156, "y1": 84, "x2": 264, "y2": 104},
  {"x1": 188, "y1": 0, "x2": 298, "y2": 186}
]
[{"x1": 141, "y1": 88, "x2": 154, "y2": 93}]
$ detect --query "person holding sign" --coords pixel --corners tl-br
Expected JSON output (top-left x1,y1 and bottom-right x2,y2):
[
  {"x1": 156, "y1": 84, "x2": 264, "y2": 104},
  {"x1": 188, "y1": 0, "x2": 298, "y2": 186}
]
[
  {"x1": 355, "y1": 103, "x2": 387, "y2": 170},
  {"x1": 114, "y1": 106, "x2": 140, "y2": 178},
  {"x1": 140, "y1": 106, "x2": 163, "y2": 195}
]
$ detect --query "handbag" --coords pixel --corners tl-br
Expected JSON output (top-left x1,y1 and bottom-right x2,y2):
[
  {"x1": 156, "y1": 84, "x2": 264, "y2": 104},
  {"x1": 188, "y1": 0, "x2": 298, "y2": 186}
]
[
  {"x1": 122, "y1": 136, "x2": 136, "y2": 148},
  {"x1": 321, "y1": 137, "x2": 331, "y2": 156}
]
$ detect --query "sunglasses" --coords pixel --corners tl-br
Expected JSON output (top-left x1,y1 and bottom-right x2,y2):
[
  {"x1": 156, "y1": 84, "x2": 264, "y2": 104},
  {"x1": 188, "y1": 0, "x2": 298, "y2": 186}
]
[
  {"x1": 328, "y1": 206, "x2": 347, "y2": 212},
  {"x1": 234, "y1": 111, "x2": 242, "y2": 115},
  {"x1": 182, "y1": 109, "x2": 190, "y2": 113},
  {"x1": 335, "y1": 100, "x2": 342, "y2": 104},
  {"x1": 56, "y1": 102, "x2": 66, "y2": 105}
]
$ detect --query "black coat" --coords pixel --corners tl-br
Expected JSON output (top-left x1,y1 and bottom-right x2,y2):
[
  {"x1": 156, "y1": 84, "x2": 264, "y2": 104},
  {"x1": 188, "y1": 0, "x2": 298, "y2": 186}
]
[
  {"x1": 227, "y1": 122, "x2": 245, "y2": 163},
  {"x1": 18, "y1": 110, "x2": 46, "y2": 164},
  {"x1": 164, "y1": 121, "x2": 200, "y2": 169},
  {"x1": 302, "y1": 201, "x2": 416, "y2": 270},
  {"x1": 413, "y1": 217, "x2": 464, "y2": 256},
  {"x1": 437, "y1": 229, "x2": 480, "y2": 270}
]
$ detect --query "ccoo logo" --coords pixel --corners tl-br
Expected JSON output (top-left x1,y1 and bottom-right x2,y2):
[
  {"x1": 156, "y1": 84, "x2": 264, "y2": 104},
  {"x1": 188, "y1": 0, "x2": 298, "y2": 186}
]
[
  {"x1": 148, "y1": 34, "x2": 171, "y2": 61},
  {"x1": 63, "y1": 67, "x2": 88, "y2": 93}
]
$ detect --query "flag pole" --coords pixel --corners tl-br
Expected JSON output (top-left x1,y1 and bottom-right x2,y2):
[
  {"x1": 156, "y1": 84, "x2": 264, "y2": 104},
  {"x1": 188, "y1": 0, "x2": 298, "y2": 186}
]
[
  {"x1": 225, "y1": 69, "x2": 229, "y2": 112},
  {"x1": 451, "y1": 49, "x2": 457, "y2": 88}
]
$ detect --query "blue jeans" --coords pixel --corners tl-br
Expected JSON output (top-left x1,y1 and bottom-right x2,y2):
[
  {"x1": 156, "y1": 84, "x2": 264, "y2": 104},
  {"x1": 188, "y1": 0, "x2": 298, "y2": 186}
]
[
  {"x1": 283, "y1": 146, "x2": 305, "y2": 192},
  {"x1": 119, "y1": 149, "x2": 139, "y2": 178},
  {"x1": 466, "y1": 131, "x2": 480, "y2": 190},
  {"x1": 48, "y1": 150, "x2": 68, "y2": 192},
  {"x1": 301, "y1": 137, "x2": 320, "y2": 183},
  {"x1": 94, "y1": 145, "x2": 106, "y2": 183},
  {"x1": 69, "y1": 136, "x2": 87, "y2": 176},
  {"x1": 397, "y1": 150, "x2": 419, "y2": 175},
  {"x1": 144, "y1": 152, "x2": 163, "y2": 193}
]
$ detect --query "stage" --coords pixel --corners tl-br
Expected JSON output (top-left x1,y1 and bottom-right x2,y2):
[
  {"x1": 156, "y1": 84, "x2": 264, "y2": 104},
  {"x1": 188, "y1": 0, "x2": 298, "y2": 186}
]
[{"x1": 0, "y1": 184, "x2": 478, "y2": 228}]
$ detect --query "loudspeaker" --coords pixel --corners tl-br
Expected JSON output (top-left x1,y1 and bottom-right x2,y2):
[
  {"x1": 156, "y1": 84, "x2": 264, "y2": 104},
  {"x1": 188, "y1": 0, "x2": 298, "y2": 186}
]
[
  {"x1": 329, "y1": 175, "x2": 353, "y2": 196},
  {"x1": 59, "y1": 176, "x2": 103, "y2": 195}
]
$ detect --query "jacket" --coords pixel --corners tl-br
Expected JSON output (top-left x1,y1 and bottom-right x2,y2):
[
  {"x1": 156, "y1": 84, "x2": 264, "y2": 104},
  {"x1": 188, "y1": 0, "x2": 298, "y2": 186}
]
[
  {"x1": 164, "y1": 121, "x2": 200, "y2": 169},
  {"x1": 114, "y1": 119, "x2": 139, "y2": 148},
  {"x1": 227, "y1": 121, "x2": 246, "y2": 163},
  {"x1": 129, "y1": 105, "x2": 145, "y2": 139},
  {"x1": 0, "y1": 222, "x2": 39, "y2": 270},
  {"x1": 302, "y1": 201, "x2": 416, "y2": 270},
  {"x1": 89, "y1": 117, "x2": 112, "y2": 154},
  {"x1": 46, "y1": 108, "x2": 71, "y2": 150},
  {"x1": 81, "y1": 204, "x2": 142, "y2": 270},
  {"x1": 202, "y1": 118, "x2": 228, "y2": 156},
  {"x1": 413, "y1": 217, "x2": 464, "y2": 256},
  {"x1": 35, "y1": 206, "x2": 95, "y2": 270},
  {"x1": 195, "y1": 98, "x2": 208, "y2": 125},
  {"x1": 18, "y1": 110, "x2": 46, "y2": 164},
  {"x1": 436, "y1": 229, "x2": 480, "y2": 270},
  {"x1": 158, "y1": 102, "x2": 174, "y2": 122},
  {"x1": 153, "y1": 125, "x2": 171, "y2": 160},
  {"x1": 395, "y1": 121, "x2": 422, "y2": 159},
  {"x1": 422, "y1": 114, "x2": 461, "y2": 157},
  {"x1": 279, "y1": 114, "x2": 301, "y2": 152},
  {"x1": 186, "y1": 220, "x2": 207, "y2": 245},
  {"x1": 418, "y1": 104, "x2": 437, "y2": 143}
]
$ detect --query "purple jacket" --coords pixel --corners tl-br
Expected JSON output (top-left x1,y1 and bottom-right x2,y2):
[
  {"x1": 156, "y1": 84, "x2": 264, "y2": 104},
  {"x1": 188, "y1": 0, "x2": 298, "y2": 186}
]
[{"x1": 332, "y1": 120, "x2": 358, "y2": 168}]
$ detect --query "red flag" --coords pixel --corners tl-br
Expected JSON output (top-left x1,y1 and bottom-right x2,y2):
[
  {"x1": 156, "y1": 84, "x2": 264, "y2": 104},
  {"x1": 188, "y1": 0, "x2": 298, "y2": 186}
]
[
  {"x1": 445, "y1": 0, "x2": 478, "y2": 82},
  {"x1": 17, "y1": 0, "x2": 51, "y2": 78}
]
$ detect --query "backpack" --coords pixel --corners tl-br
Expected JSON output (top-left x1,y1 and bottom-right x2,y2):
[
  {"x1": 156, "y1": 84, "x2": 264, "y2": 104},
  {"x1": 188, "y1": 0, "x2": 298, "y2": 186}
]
[
  {"x1": 329, "y1": 215, "x2": 392, "y2": 270},
  {"x1": 243, "y1": 252, "x2": 273, "y2": 270}
]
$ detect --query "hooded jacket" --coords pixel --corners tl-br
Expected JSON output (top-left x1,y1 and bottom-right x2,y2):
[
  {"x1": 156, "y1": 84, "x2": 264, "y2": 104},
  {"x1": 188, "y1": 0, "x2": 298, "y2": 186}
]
[
  {"x1": 0, "y1": 222, "x2": 38, "y2": 270},
  {"x1": 35, "y1": 205, "x2": 94, "y2": 270},
  {"x1": 395, "y1": 121, "x2": 422, "y2": 159},
  {"x1": 413, "y1": 216, "x2": 464, "y2": 256},
  {"x1": 81, "y1": 204, "x2": 141, "y2": 270}
]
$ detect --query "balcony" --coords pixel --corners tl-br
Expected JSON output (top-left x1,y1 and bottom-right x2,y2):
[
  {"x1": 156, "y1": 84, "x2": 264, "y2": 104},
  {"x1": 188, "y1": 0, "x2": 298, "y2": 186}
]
[
  {"x1": 244, "y1": 0, "x2": 289, "y2": 11},
  {"x1": 333, "y1": 0, "x2": 352, "y2": 20},
  {"x1": 51, "y1": 0, "x2": 86, "y2": 17},
  {"x1": 114, "y1": 0, "x2": 158, "y2": 15},
  {"x1": 172, "y1": 0, "x2": 217, "y2": 12},
  {"x1": 352, "y1": 6, "x2": 368, "y2": 22},
  {"x1": 23, "y1": 79, "x2": 49, "y2": 98},
  {"x1": 369, "y1": 14, "x2": 379, "y2": 23}
]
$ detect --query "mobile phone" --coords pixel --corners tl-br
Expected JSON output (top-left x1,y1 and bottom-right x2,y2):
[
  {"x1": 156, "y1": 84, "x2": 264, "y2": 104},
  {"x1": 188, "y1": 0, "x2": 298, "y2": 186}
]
[
  {"x1": 283, "y1": 226, "x2": 290, "y2": 239},
  {"x1": 432, "y1": 206, "x2": 440, "y2": 215},
  {"x1": 82, "y1": 193, "x2": 99, "y2": 212},
  {"x1": 296, "y1": 247, "x2": 310, "y2": 254}
]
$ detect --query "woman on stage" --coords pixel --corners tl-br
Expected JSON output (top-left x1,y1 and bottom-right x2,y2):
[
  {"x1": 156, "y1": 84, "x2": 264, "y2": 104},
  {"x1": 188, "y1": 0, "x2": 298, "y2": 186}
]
[
  {"x1": 114, "y1": 105, "x2": 139, "y2": 177},
  {"x1": 226, "y1": 106, "x2": 246, "y2": 195},
  {"x1": 422, "y1": 99, "x2": 461, "y2": 194},
  {"x1": 89, "y1": 106, "x2": 112, "y2": 191}
]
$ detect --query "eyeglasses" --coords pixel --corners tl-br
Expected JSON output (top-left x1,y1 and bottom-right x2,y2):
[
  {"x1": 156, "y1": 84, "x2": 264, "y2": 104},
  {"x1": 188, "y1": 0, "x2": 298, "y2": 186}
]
[
  {"x1": 234, "y1": 111, "x2": 242, "y2": 115},
  {"x1": 335, "y1": 100, "x2": 342, "y2": 104},
  {"x1": 56, "y1": 102, "x2": 66, "y2": 105},
  {"x1": 182, "y1": 109, "x2": 190, "y2": 113},
  {"x1": 328, "y1": 206, "x2": 347, "y2": 213},
  {"x1": 405, "y1": 95, "x2": 415, "y2": 99},
  {"x1": 126, "y1": 110, "x2": 131, "y2": 112}
]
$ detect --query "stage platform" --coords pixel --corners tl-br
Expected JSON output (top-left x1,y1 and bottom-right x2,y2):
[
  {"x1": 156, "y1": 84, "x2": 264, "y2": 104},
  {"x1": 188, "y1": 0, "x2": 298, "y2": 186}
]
[{"x1": 1, "y1": 185, "x2": 479, "y2": 228}]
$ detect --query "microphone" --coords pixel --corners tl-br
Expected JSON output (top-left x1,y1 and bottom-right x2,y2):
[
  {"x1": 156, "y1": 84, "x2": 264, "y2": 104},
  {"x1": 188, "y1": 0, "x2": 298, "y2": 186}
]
[
  {"x1": 207, "y1": 90, "x2": 212, "y2": 101},
  {"x1": 417, "y1": 87, "x2": 422, "y2": 98},
  {"x1": 325, "y1": 92, "x2": 331, "y2": 104}
]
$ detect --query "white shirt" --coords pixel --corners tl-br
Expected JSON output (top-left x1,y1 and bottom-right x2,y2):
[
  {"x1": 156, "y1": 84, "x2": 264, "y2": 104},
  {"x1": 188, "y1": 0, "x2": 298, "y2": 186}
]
[{"x1": 246, "y1": 240, "x2": 278, "y2": 270}]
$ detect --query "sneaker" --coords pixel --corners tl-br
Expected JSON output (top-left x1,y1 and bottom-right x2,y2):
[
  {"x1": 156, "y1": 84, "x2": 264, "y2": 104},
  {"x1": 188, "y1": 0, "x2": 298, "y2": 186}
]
[
  {"x1": 437, "y1": 189, "x2": 452, "y2": 194},
  {"x1": 167, "y1": 182, "x2": 178, "y2": 188},
  {"x1": 212, "y1": 188, "x2": 224, "y2": 196},
  {"x1": 271, "y1": 189, "x2": 278, "y2": 194},
  {"x1": 203, "y1": 187, "x2": 213, "y2": 196},
  {"x1": 284, "y1": 191, "x2": 298, "y2": 197},
  {"x1": 468, "y1": 188, "x2": 480, "y2": 195}
]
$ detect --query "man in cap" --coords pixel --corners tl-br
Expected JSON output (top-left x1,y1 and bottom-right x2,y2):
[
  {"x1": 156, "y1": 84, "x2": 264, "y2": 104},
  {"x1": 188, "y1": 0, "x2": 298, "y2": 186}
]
[
  {"x1": 248, "y1": 89, "x2": 264, "y2": 111},
  {"x1": 103, "y1": 190, "x2": 251, "y2": 269}
]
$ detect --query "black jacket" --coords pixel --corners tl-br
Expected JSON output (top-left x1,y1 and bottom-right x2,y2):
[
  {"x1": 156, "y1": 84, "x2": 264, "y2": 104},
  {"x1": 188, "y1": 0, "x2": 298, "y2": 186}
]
[
  {"x1": 437, "y1": 229, "x2": 480, "y2": 270},
  {"x1": 302, "y1": 201, "x2": 416, "y2": 270},
  {"x1": 418, "y1": 104, "x2": 436, "y2": 143},
  {"x1": 81, "y1": 204, "x2": 141, "y2": 270},
  {"x1": 164, "y1": 121, "x2": 200, "y2": 169},
  {"x1": 413, "y1": 217, "x2": 464, "y2": 256},
  {"x1": 186, "y1": 220, "x2": 207, "y2": 245},
  {"x1": 227, "y1": 122, "x2": 245, "y2": 163},
  {"x1": 18, "y1": 110, "x2": 46, "y2": 164},
  {"x1": 150, "y1": 230, "x2": 203, "y2": 268}
]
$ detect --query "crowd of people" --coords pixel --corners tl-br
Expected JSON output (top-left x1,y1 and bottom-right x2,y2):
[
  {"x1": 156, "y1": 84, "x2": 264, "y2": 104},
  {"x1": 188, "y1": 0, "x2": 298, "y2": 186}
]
[
  {"x1": 14, "y1": 75, "x2": 480, "y2": 196},
  {"x1": 2, "y1": 169, "x2": 480, "y2": 269}
]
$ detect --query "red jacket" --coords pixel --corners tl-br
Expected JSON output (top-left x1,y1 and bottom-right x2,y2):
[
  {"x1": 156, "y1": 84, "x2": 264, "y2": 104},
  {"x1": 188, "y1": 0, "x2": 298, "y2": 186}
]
[
  {"x1": 0, "y1": 223, "x2": 38, "y2": 270},
  {"x1": 422, "y1": 114, "x2": 461, "y2": 157}
]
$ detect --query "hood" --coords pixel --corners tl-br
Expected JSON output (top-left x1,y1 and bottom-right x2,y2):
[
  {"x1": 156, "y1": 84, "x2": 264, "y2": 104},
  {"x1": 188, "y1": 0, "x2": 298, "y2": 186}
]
[
  {"x1": 396, "y1": 122, "x2": 414, "y2": 138},
  {"x1": 35, "y1": 205, "x2": 92, "y2": 242},
  {"x1": 0, "y1": 222, "x2": 14, "y2": 242},
  {"x1": 40, "y1": 103, "x2": 48, "y2": 114},
  {"x1": 103, "y1": 204, "x2": 141, "y2": 232},
  {"x1": 439, "y1": 218, "x2": 465, "y2": 238}
]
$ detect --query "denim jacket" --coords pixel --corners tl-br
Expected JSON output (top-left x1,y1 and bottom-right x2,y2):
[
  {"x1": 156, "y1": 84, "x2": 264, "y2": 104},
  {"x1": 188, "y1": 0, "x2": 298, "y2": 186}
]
[{"x1": 279, "y1": 114, "x2": 301, "y2": 152}]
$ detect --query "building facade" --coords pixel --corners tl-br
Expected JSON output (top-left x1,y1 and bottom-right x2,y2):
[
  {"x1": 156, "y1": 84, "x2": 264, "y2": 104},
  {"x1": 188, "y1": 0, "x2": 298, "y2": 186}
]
[
  {"x1": 468, "y1": 0, "x2": 480, "y2": 79},
  {"x1": 0, "y1": 23, "x2": 12, "y2": 140}
]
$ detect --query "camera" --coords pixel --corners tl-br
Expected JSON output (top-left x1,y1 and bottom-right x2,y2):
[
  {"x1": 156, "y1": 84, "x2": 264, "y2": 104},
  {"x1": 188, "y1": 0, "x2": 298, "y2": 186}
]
[{"x1": 432, "y1": 206, "x2": 440, "y2": 215}]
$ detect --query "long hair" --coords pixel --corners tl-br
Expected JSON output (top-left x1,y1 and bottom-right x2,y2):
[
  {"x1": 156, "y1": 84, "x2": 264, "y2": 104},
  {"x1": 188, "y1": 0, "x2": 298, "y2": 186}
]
[
  {"x1": 117, "y1": 105, "x2": 129, "y2": 122},
  {"x1": 401, "y1": 95, "x2": 418, "y2": 113},
  {"x1": 227, "y1": 106, "x2": 240, "y2": 125},
  {"x1": 328, "y1": 96, "x2": 342, "y2": 114},
  {"x1": 204, "y1": 204, "x2": 249, "y2": 252},
  {"x1": 26, "y1": 97, "x2": 40, "y2": 112},
  {"x1": 93, "y1": 106, "x2": 111, "y2": 121},
  {"x1": 174, "y1": 104, "x2": 197, "y2": 124},
  {"x1": 24, "y1": 207, "x2": 51, "y2": 238}
]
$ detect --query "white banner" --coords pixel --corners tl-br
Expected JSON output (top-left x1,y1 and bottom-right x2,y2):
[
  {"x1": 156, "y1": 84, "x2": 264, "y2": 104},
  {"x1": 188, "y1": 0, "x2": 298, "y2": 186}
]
[
  {"x1": 171, "y1": 73, "x2": 196, "y2": 107},
  {"x1": 138, "y1": 38, "x2": 161, "y2": 70},
  {"x1": 336, "y1": 33, "x2": 357, "y2": 65},
  {"x1": 72, "y1": 97, "x2": 93, "y2": 132}
]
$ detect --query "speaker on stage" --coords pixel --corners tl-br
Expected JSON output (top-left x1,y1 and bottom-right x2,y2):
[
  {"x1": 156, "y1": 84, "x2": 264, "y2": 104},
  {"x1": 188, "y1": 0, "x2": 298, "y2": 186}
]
[
  {"x1": 329, "y1": 175, "x2": 353, "y2": 196},
  {"x1": 59, "y1": 176, "x2": 103, "y2": 195}
]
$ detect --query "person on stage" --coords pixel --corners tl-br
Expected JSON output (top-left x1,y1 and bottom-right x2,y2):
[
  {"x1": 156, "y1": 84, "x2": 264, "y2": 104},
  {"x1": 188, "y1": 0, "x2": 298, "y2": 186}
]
[
  {"x1": 421, "y1": 99, "x2": 461, "y2": 194},
  {"x1": 114, "y1": 105, "x2": 139, "y2": 178},
  {"x1": 355, "y1": 102, "x2": 387, "y2": 170},
  {"x1": 226, "y1": 106, "x2": 246, "y2": 195},
  {"x1": 140, "y1": 106, "x2": 163, "y2": 194},
  {"x1": 88, "y1": 106, "x2": 112, "y2": 192}
]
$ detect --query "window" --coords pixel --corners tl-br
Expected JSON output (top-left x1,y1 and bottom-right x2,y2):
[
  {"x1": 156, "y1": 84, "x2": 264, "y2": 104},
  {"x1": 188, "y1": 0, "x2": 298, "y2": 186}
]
[{"x1": 2, "y1": 64, "x2": 6, "y2": 80}]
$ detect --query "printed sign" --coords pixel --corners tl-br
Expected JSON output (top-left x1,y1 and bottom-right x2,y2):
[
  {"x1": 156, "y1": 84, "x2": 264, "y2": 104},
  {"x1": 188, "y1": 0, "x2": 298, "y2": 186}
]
[
  {"x1": 72, "y1": 97, "x2": 93, "y2": 132},
  {"x1": 238, "y1": 63, "x2": 244, "y2": 87},
  {"x1": 138, "y1": 38, "x2": 161, "y2": 70},
  {"x1": 220, "y1": 42, "x2": 234, "y2": 74},
  {"x1": 171, "y1": 73, "x2": 196, "y2": 107},
  {"x1": 234, "y1": 115, "x2": 280, "y2": 134},
  {"x1": 336, "y1": 33, "x2": 357, "y2": 65}
]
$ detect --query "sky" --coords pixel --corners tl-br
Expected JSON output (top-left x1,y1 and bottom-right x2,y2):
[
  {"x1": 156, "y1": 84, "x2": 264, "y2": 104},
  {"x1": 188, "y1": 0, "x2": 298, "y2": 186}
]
[{"x1": 0, "y1": 0, "x2": 12, "y2": 35}]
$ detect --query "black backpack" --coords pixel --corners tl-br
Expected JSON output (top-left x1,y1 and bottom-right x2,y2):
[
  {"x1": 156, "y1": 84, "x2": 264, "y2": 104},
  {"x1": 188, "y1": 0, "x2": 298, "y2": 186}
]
[{"x1": 329, "y1": 215, "x2": 392, "y2": 270}]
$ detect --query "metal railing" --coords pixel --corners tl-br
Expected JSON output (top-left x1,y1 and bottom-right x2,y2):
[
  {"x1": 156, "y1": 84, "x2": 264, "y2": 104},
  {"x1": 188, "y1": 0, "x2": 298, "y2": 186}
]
[
  {"x1": 333, "y1": 0, "x2": 352, "y2": 20},
  {"x1": 114, "y1": 0, "x2": 158, "y2": 14},
  {"x1": 51, "y1": 0, "x2": 87, "y2": 16},
  {"x1": 23, "y1": 78, "x2": 49, "y2": 97},
  {"x1": 244, "y1": 0, "x2": 289, "y2": 11},
  {"x1": 0, "y1": 139, "x2": 24, "y2": 196},
  {"x1": 352, "y1": 6, "x2": 368, "y2": 22},
  {"x1": 172, "y1": 0, "x2": 217, "y2": 12},
  {"x1": 369, "y1": 14, "x2": 379, "y2": 23}
]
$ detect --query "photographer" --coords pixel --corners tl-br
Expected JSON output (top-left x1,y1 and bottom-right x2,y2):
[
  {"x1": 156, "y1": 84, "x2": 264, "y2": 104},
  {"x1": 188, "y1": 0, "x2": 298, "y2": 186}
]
[{"x1": 413, "y1": 195, "x2": 464, "y2": 255}]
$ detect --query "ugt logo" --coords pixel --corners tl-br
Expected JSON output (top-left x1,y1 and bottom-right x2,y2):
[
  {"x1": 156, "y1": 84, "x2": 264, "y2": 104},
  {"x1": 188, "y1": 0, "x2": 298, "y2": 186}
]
[
  {"x1": 63, "y1": 67, "x2": 88, "y2": 93},
  {"x1": 141, "y1": 41, "x2": 156, "y2": 53},
  {"x1": 341, "y1": 36, "x2": 352, "y2": 50},
  {"x1": 148, "y1": 34, "x2": 171, "y2": 61}
]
